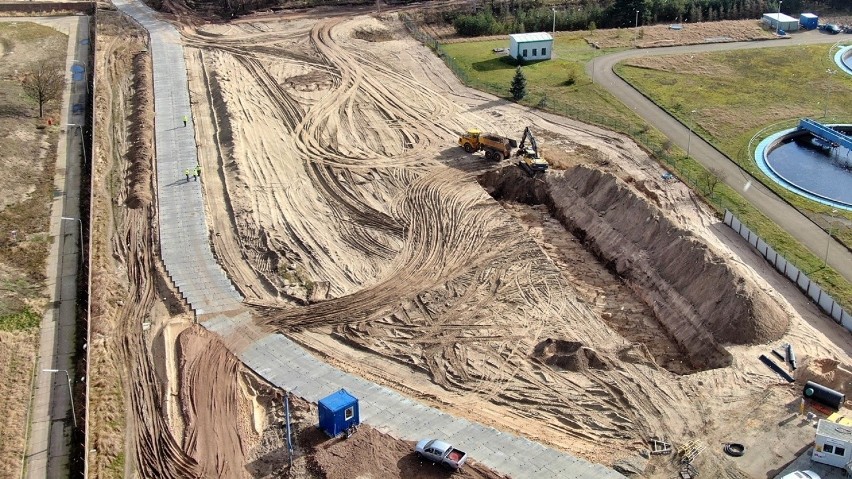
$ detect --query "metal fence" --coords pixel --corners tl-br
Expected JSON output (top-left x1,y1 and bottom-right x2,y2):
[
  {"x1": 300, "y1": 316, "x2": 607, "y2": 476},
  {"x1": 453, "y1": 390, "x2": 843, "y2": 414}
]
[{"x1": 725, "y1": 210, "x2": 851, "y2": 332}]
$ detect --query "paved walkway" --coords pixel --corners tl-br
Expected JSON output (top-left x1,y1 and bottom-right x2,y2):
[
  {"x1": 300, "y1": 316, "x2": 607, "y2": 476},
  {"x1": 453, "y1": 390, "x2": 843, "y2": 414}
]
[
  {"x1": 114, "y1": 0, "x2": 242, "y2": 316},
  {"x1": 112, "y1": 0, "x2": 624, "y2": 477},
  {"x1": 23, "y1": 15, "x2": 89, "y2": 479}
]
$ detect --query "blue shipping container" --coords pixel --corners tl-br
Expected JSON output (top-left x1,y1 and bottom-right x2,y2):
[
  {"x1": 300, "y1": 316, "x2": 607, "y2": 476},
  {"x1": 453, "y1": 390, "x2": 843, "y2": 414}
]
[
  {"x1": 800, "y1": 13, "x2": 818, "y2": 30},
  {"x1": 318, "y1": 389, "x2": 360, "y2": 437}
]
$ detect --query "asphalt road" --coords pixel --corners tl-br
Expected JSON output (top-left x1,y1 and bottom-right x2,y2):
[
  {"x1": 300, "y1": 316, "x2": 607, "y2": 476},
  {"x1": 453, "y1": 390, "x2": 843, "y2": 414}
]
[{"x1": 588, "y1": 30, "x2": 852, "y2": 284}]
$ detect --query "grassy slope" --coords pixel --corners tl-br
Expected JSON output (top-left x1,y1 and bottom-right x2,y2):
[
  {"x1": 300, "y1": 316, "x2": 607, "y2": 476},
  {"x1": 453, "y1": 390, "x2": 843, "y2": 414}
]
[{"x1": 437, "y1": 36, "x2": 852, "y2": 308}]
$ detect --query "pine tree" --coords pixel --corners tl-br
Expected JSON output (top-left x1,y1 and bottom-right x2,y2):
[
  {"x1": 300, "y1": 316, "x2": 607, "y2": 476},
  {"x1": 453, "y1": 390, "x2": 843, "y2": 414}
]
[{"x1": 510, "y1": 66, "x2": 527, "y2": 101}]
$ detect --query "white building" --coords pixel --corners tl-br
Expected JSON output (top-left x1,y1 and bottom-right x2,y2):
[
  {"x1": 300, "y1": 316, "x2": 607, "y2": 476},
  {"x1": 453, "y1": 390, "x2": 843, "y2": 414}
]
[
  {"x1": 762, "y1": 12, "x2": 800, "y2": 32},
  {"x1": 509, "y1": 32, "x2": 553, "y2": 62},
  {"x1": 813, "y1": 419, "x2": 852, "y2": 468}
]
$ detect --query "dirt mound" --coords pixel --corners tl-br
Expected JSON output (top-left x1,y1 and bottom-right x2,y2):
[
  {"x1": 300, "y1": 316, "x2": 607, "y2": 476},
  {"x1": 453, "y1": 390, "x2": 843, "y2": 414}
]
[
  {"x1": 304, "y1": 424, "x2": 507, "y2": 479},
  {"x1": 532, "y1": 338, "x2": 612, "y2": 372},
  {"x1": 126, "y1": 51, "x2": 154, "y2": 209}
]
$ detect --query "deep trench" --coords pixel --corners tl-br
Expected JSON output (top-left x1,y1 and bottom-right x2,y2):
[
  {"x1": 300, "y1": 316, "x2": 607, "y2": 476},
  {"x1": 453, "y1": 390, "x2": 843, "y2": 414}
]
[{"x1": 477, "y1": 165, "x2": 737, "y2": 374}]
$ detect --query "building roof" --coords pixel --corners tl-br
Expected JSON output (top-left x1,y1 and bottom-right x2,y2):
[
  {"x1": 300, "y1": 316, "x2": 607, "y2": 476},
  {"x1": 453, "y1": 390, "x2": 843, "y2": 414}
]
[
  {"x1": 817, "y1": 419, "x2": 852, "y2": 442},
  {"x1": 801, "y1": 13, "x2": 818, "y2": 19},
  {"x1": 319, "y1": 389, "x2": 357, "y2": 410},
  {"x1": 509, "y1": 32, "x2": 553, "y2": 42},
  {"x1": 763, "y1": 13, "x2": 799, "y2": 22}
]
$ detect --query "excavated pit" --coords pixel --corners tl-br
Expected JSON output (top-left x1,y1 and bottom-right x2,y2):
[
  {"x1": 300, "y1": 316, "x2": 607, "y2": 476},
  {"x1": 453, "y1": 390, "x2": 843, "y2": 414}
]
[{"x1": 480, "y1": 165, "x2": 791, "y2": 373}]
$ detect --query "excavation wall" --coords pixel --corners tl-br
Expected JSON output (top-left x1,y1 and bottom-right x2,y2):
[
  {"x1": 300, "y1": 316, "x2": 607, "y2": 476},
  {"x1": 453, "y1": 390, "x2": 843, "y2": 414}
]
[{"x1": 481, "y1": 166, "x2": 790, "y2": 371}]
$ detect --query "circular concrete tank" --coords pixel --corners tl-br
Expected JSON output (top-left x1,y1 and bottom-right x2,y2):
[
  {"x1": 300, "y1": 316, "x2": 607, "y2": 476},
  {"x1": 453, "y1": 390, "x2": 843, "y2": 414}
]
[
  {"x1": 835, "y1": 45, "x2": 852, "y2": 76},
  {"x1": 755, "y1": 124, "x2": 852, "y2": 210}
]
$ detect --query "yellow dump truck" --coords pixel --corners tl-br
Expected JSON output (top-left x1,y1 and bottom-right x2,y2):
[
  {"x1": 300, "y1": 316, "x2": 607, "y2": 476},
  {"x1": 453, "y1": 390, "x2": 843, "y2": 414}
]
[{"x1": 458, "y1": 129, "x2": 517, "y2": 161}]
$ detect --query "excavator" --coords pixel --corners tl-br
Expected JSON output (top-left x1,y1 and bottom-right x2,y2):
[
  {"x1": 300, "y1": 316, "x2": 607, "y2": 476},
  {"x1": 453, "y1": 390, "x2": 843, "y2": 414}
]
[{"x1": 516, "y1": 127, "x2": 549, "y2": 177}]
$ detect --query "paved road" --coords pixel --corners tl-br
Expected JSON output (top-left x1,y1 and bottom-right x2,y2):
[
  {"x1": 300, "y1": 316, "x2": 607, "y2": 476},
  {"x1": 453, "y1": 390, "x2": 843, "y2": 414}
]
[
  {"x1": 112, "y1": 0, "x2": 626, "y2": 477},
  {"x1": 589, "y1": 32, "x2": 852, "y2": 283},
  {"x1": 20, "y1": 15, "x2": 89, "y2": 479}
]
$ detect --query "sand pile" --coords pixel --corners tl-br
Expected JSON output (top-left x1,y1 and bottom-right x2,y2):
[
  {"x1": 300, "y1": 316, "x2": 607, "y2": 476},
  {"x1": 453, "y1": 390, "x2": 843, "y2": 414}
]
[
  {"x1": 126, "y1": 51, "x2": 154, "y2": 209},
  {"x1": 306, "y1": 425, "x2": 507, "y2": 479},
  {"x1": 532, "y1": 338, "x2": 612, "y2": 372}
]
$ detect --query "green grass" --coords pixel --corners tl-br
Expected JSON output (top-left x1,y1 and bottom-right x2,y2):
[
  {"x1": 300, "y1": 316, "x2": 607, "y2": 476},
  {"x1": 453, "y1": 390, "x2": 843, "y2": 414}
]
[
  {"x1": 439, "y1": 36, "x2": 645, "y2": 134},
  {"x1": 0, "y1": 308, "x2": 40, "y2": 331},
  {"x1": 435, "y1": 36, "x2": 852, "y2": 309},
  {"x1": 615, "y1": 44, "x2": 852, "y2": 217}
]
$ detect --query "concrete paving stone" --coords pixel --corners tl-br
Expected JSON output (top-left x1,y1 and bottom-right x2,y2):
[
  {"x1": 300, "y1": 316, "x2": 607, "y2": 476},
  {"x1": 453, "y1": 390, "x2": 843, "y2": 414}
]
[
  {"x1": 433, "y1": 418, "x2": 470, "y2": 439},
  {"x1": 177, "y1": 281, "x2": 232, "y2": 295}
]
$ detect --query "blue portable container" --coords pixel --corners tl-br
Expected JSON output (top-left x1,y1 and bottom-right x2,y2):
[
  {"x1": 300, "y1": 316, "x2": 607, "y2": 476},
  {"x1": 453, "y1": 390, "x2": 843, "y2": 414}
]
[
  {"x1": 800, "y1": 13, "x2": 818, "y2": 30},
  {"x1": 318, "y1": 389, "x2": 360, "y2": 437}
]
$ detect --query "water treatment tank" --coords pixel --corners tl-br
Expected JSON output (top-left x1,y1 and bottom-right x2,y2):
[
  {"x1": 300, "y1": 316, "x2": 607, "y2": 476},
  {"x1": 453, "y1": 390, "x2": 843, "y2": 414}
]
[{"x1": 803, "y1": 381, "x2": 846, "y2": 410}]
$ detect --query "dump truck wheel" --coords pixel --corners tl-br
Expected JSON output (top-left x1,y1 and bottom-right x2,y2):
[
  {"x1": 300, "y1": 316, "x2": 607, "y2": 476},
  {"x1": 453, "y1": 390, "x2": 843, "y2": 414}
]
[
  {"x1": 484, "y1": 151, "x2": 493, "y2": 161},
  {"x1": 493, "y1": 152, "x2": 504, "y2": 161},
  {"x1": 463, "y1": 144, "x2": 474, "y2": 153}
]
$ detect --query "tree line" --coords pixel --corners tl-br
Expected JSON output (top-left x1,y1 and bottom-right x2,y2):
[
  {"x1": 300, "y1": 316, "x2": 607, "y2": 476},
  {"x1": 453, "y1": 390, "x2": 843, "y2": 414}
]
[{"x1": 450, "y1": 0, "x2": 850, "y2": 36}]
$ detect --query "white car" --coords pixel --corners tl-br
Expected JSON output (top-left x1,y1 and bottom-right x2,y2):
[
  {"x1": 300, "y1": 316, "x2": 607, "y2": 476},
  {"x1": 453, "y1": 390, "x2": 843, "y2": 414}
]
[{"x1": 780, "y1": 471, "x2": 820, "y2": 479}]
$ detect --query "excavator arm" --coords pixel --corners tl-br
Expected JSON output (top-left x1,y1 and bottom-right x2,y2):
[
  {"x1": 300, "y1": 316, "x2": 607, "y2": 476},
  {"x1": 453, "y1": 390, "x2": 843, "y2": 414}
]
[
  {"x1": 516, "y1": 127, "x2": 549, "y2": 177},
  {"x1": 517, "y1": 127, "x2": 540, "y2": 159}
]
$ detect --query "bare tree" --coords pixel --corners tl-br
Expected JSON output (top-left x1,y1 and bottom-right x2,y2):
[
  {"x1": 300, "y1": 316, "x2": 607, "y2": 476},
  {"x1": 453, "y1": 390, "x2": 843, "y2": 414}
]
[
  {"x1": 21, "y1": 58, "x2": 64, "y2": 118},
  {"x1": 699, "y1": 167, "x2": 724, "y2": 196}
]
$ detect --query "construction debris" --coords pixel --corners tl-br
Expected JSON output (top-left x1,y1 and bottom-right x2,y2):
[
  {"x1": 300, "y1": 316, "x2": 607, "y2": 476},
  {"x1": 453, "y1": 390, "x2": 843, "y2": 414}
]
[
  {"x1": 723, "y1": 442, "x2": 745, "y2": 457},
  {"x1": 677, "y1": 440, "x2": 706, "y2": 465},
  {"x1": 648, "y1": 437, "x2": 672, "y2": 455},
  {"x1": 758, "y1": 354, "x2": 795, "y2": 382}
]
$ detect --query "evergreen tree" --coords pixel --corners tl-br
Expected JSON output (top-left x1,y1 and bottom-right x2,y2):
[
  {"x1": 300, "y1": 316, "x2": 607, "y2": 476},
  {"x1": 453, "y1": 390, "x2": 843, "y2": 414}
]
[{"x1": 510, "y1": 66, "x2": 527, "y2": 101}]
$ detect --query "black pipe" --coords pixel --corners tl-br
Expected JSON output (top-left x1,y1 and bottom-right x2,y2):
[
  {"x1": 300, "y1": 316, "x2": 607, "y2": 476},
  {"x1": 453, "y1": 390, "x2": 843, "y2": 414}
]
[
  {"x1": 786, "y1": 344, "x2": 797, "y2": 371},
  {"x1": 803, "y1": 381, "x2": 845, "y2": 411},
  {"x1": 759, "y1": 354, "x2": 795, "y2": 383}
]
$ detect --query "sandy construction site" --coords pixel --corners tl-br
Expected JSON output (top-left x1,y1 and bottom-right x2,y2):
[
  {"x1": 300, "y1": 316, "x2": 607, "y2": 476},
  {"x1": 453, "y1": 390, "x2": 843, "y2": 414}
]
[{"x1": 87, "y1": 6, "x2": 852, "y2": 478}]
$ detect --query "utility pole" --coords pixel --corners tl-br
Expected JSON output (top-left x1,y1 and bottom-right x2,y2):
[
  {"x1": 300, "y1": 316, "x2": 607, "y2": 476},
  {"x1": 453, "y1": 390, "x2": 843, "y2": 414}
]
[
  {"x1": 634, "y1": 10, "x2": 640, "y2": 46},
  {"x1": 552, "y1": 7, "x2": 556, "y2": 34},
  {"x1": 285, "y1": 392, "x2": 294, "y2": 467}
]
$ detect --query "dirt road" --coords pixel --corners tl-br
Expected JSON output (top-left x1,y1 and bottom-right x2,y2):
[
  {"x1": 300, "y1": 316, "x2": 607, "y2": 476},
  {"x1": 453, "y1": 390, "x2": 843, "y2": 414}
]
[
  {"x1": 181, "y1": 12, "x2": 852, "y2": 476},
  {"x1": 590, "y1": 31, "x2": 852, "y2": 282}
]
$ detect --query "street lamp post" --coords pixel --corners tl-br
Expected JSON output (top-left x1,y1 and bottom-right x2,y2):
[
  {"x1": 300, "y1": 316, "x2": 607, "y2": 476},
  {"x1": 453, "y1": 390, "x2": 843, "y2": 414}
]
[
  {"x1": 43, "y1": 369, "x2": 76, "y2": 427},
  {"x1": 61, "y1": 216, "x2": 83, "y2": 269},
  {"x1": 824, "y1": 209, "x2": 838, "y2": 267},
  {"x1": 634, "y1": 10, "x2": 640, "y2": 46},
  {"x1": 67, "y1": 124, "x2": 87, "y2": 166},
  {"x1": 824, "y1": 69, "x2": 836, "y2": 118},
  {"x1": 776, "y1": 1, "x2": 782, "y2": 35},
  {"x1": 687, "y1": 110, "x2": 697, "y2": 159},
  {"x1": 552, "y1": 7, "x2": 557, "y2": 34}
]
